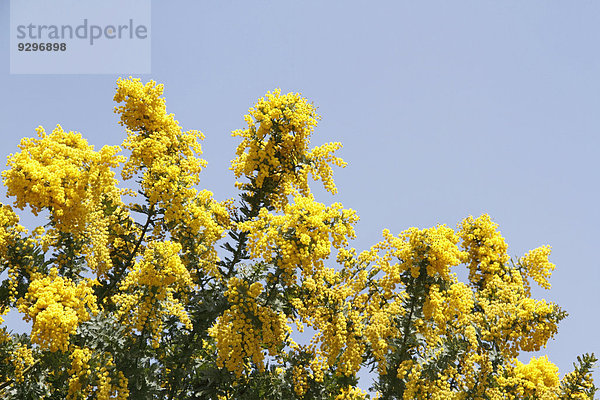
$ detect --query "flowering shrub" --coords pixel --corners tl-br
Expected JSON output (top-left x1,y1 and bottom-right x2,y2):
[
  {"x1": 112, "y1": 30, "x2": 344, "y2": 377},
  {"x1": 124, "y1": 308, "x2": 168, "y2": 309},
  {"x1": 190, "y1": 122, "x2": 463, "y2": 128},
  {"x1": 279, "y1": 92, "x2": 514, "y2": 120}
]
[{"x1": 0, "y1": 78, "x2": 596, "y2": 399}]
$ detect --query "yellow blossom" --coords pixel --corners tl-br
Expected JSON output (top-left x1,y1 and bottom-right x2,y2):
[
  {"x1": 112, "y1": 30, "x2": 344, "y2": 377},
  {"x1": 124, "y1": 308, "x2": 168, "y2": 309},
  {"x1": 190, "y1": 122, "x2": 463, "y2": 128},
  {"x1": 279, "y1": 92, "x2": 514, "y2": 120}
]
[
  {"x1": 231, "y1": 89, "x2": 345, "y2": 210},
  {"x1": 17, "y1": 268, "x2": 98, "y2": 352}
]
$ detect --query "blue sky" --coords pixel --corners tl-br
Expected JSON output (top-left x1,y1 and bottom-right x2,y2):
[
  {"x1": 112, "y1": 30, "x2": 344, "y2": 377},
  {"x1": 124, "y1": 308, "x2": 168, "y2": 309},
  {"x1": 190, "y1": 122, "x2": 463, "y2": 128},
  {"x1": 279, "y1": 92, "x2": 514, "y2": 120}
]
[{"x1": 1, "y1": 0, "x2": 599, "y2": 389}]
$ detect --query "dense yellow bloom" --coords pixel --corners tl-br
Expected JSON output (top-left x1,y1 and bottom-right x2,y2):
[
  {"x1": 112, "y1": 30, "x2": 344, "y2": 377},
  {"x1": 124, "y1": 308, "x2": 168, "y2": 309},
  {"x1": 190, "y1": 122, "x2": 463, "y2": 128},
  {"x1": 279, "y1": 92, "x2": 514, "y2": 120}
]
[
  {"x1": 395, "y1": 224, "x2": 464, "y2": 280},
  {"x1": 471, "y1": 272, "x2": 560, "y2": 359},
  {"x1": 497, "y1": 356, "x2": 560, "y2": 399},
  {"x1": 0, "y1": 204, "x2": 29, "y2": 303},
  {"x1": 114, "y1": 78, "x2": 207, "y2": 227},
  {"x1": 2, "y1": 125, "x2": 126, "y2": 277},
  {"x1": 10, "y1": 343, "x2": 34, "y2": 383},
  {"x1": 208, "y1": 277, "x2": 291, "y2": 378},
  {"x1": 115, "y1": 240, "x2": 194, "y2": 348},
  {"x1": 342, "y1": 225, "x2": 466, "y2": 375},
  {"x1": 0, "y1": 309, "x2": 7, "y2": 330},
  {"x1": 459, "y1": 214, "x2": 510, "y2": 286},
  {"x1": 291, "y1": 268, "x2": 369, "y2": 377},
  {"x1": 67, "y1": 346, "x2": 93, "y2": 398},
  {"x1": 237, "y1": 195, "x2": 365, "y2": 378},
  {"x1": 561, "y1": 364, "x2": 597, "y2": 400},
  {"x1": 520, "y1": 245, "x2": 555, "y2": 291},
  {"x1": 67, "y1": 347, "x2": 129, "y2": 400},
  {"x1": 366, "y1": 224, "x2": 464, "y2": 298},
  {"x1": 240, "y1": 194, "x2": 358, "y2": 285},
  {"x1": 17, "y1": 268, "x2": 98, "y2": 352},
  {"x1": 96, "y1": 357, "x2": 129, "y2": 400},
  {"x1": 516, "y1": 356, "x2": 560, "y2": 392},
  {"x1": 231, "y1": 89, "x2": 346, "y2": 210},
  {"x1": 0, "y1": 204, "x2": 25, "y2": 256},
  {"x1": 172, "y1": 189, "x2": 231, "y2": 281},
  {"x1": 293, "y1": 363, "x2": 310, "y2": 397},
  {"x1": 113, "y1": 78, "x2": 229, "y2": 281},
  {"x1": 334, "y1": 385, "x2": 368, "y2": 400},
  {"x1": 337, "y1": 214, "x2": 566, "y2": 396},
  {"x1": 3, "y1": 125, "x2": 123, "y2": 222}
]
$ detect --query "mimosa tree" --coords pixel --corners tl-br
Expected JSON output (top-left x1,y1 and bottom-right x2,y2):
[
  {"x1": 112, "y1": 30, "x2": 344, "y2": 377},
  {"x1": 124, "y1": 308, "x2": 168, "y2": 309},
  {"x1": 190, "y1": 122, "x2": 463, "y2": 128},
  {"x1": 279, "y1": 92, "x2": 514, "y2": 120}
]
[{"x1": 0, "y1": 78, "x2": 596, "y2": 400}]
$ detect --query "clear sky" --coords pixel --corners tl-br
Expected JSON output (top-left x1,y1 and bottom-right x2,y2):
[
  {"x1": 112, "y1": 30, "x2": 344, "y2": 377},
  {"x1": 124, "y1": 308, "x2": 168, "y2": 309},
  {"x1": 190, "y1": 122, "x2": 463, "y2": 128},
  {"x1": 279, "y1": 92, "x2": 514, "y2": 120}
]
[{"x1": 1, "y1": 0, "x2": 599, "y2": 389}]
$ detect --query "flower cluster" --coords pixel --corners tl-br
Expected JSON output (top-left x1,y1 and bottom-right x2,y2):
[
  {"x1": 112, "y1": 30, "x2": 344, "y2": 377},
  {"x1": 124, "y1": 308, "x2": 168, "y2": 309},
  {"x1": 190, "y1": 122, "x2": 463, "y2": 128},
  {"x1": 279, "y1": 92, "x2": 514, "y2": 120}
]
[
  {"x1": 520, "y1": 245, "x2": 555, "y2": 291},
  {"x1": 334, "y1": 385, "x2": 368, "y2": 400},
  {"x1": 0, "y1": 204, "x2": 25, "y2": 257},
  {"x1": 396, "y1": 225, "x2": 464, "y2": 280},
  {"x1": 0, "y1": 204, "x2": 30, "y2": 303},
  {"x1": 17, "y1": 268, "x2": 98, "y2": 352},
  {"x1": 67, "y1": 346, "x2": 93, "y2": 397},
  {"x1": 2, "y1": 125, "x2": 126, "y2": 277},
  {"x1": 422, "y1": 281, "x2": 474, "y2": 329},
  {"x1": 208, "y1": 277, "x2": 291, "y2": 378},
  {"x1": 67, "y1": 346, "x2": 129, "y2": 400},
  {"x1": 114, "y1": 78, "x2": 207, "y2": 227},
  {"x1": 240, "y1": 195, "x2": 358, "y2": 285},
  {"x1": 10, "y1": 343, "x2": 34, "y2": 383},
  {"x1": 293, "y1": 363, "x2": 309, "y2": 397},
  {"x1": 170, "y1": 189, "x2": 231, "y2": 281},
  {"x1": 467, "y1": 262, "x2": 561, "y2": 358},
  {"x1": 291, "y1": 256, "x2": 370, "y2": 378},
  {"x1": 495, "y1": 356, "x2": 560, "y2": 399},
  {"x1": 231, "y1": 89, "x2": 345, "y2": 210},
  {"x1": 3, "y1": 125, "x2": 123, "y2": 223},
  {"x1": 459, "y1": 214, "x2": 510, "y2": 286},
  {"x1": 115, "y1": 241, "x2": 193, "y2": 348}
]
